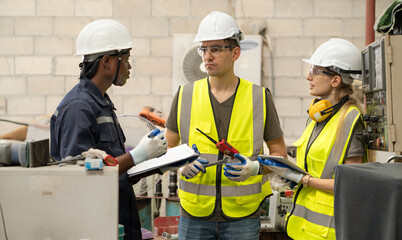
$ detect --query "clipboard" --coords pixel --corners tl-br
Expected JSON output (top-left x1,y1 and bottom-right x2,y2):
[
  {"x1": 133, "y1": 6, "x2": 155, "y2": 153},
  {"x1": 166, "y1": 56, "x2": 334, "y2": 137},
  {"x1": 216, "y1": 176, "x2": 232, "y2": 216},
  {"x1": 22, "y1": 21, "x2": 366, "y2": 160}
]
[
  {"x1": 258, "y1": 155, "x2": 308, "y2": 175},
  {"x1": 127, "y1": 144, "x2": 198, "y2": 177}
]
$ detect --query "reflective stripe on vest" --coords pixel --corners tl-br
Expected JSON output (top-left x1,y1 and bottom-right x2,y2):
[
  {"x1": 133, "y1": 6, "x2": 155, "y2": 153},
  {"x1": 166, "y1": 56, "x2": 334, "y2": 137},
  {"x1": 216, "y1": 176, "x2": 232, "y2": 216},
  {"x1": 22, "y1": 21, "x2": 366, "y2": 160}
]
[
  {"x1": 292, "y1": 203, "x2": 335, "y2": 229},
  {"x1": 180, "y1": 174, "x2": 269, "y2": 197},
  {"x1": 321, "y1": 108, "x2": 360, "y2": 178},
  {"x1": 177, "y1": 78, "x2": 271, "y2": 218},
  {"x1": 287, "y1": 106, "x2": 362, "y2": 239}
]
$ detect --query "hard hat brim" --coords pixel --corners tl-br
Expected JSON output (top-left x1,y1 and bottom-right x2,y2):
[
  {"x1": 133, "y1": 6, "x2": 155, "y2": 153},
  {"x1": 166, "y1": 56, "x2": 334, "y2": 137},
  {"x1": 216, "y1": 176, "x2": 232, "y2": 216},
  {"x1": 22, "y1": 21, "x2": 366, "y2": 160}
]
[{"x1": 302, "y1": 58, "x2": 331, "y2": 68}]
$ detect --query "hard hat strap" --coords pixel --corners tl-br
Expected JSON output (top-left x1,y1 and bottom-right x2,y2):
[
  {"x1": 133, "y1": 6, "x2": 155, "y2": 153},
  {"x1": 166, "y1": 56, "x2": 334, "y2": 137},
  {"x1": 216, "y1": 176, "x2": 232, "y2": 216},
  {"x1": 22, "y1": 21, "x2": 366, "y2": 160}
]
[
  {"x1": 112, "y1": 51, "x2": 122, "y2": 85},
  {"x1": 328, "y1": 66, "x2": 362, "y2": 75}
]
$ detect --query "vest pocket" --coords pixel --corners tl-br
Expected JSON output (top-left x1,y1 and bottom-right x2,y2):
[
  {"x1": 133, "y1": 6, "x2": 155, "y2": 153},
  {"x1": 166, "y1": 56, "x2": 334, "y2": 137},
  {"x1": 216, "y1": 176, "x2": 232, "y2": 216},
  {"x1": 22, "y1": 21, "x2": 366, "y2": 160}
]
[
  {"x1": 229, "y1": 138, "x2": 252, "y2": 156},
  {"x1": 292, "y1": 134, "x2": 308, "y2": 168},
  {"x1": 313, "y1": 190, "x2": 334, "y2": 212},
  {"x1": 305, "y1": 223, "x2": 331, "y2": 239},
  {"x1": 193, "y1": 121, "x2": 212, "y2": 153},
  {"x1": 307, "y1": 153, "x2": 327, "y2": 177},
  {"x1": 98, "y1": 123, "x2": 117, "y2": 148}
]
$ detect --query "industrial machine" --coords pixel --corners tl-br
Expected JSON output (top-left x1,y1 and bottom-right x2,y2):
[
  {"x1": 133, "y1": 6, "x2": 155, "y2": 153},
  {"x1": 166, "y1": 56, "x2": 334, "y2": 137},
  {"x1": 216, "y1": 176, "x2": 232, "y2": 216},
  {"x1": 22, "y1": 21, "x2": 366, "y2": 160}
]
[
  {"x1": 260, "y1": 191, "x2": 293, "y2": 232},
  {"x1": 333, "y1": 34, "x2": 402, "y2": 239},
  {"x1": 361, "y1": 34, "x2": 402, "y2": 153}
]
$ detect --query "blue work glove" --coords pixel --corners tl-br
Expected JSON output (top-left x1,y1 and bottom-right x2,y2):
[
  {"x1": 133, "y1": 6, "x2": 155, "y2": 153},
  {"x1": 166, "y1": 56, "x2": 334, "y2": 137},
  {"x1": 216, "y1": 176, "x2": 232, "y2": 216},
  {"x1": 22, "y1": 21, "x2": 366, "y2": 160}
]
[
  {"x1": 258, "y1": 156, "x2": 304, "y2": 183},
  {"x1": 223, "y1": 153, "x2": 260, "y2": 182},
  {"x1": 159, "y1": 144, "x2": 200, "y2": 173},
  {"x1": 180, "y1": 146, "x2": 209, "y2": 179},
  {"x1": 129, "y1": 129, "x2": 167, "y2": 165}
]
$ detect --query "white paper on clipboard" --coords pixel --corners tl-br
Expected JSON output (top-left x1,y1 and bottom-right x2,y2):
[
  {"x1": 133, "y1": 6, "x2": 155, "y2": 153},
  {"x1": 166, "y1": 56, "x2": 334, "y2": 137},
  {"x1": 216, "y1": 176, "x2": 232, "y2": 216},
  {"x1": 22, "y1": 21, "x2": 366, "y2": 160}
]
[
  {"x1": 258, "y1": 155, "x2": 308, "y2": 175},
  {"x1": 127, "y1": 144, "x2": 198, "y2": 177}
]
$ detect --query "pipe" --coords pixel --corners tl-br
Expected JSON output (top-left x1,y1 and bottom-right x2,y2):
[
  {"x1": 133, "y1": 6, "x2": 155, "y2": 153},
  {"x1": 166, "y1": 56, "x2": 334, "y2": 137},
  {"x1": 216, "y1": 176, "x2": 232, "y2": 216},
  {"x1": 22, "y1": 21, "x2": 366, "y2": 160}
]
[
  {"x1": 366, "y1": 0, "x2": 376, "y2": 45},
  {"x1": 154, "y1": 180, "x2": 163, "y2": 218},
  {"x1": 387, "y1": 155, "x2": 402, "y2": 163},
  {"x1": 168, "y1": 170, "x2": 178, "y2": 197}
]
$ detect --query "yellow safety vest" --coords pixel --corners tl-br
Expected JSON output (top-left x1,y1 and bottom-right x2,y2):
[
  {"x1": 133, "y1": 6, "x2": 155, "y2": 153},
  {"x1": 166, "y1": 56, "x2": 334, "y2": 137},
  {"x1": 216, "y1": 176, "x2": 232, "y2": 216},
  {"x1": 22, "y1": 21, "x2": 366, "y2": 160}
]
[
  {"x1": 177, "y1": 78, "x2": 272, "y2": 218},
  {"x1": 287, "y1": 106, "x2": 363, "y2": 240}
]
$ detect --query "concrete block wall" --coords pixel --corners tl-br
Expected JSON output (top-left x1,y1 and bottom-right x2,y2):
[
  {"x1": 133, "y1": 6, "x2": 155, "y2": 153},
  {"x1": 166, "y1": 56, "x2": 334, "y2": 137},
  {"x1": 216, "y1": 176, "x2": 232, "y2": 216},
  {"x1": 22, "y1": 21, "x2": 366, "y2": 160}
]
[{"x1": 0, "y1": 0, "x2": 395, "y2": 147}]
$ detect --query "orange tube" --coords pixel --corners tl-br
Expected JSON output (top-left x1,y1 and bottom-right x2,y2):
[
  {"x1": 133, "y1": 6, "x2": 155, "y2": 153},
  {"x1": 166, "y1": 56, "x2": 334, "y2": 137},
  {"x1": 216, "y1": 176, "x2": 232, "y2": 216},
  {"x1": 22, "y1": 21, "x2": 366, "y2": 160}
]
[{"x1": 366, "y1": 0, "x2": 376, "y2": 45}]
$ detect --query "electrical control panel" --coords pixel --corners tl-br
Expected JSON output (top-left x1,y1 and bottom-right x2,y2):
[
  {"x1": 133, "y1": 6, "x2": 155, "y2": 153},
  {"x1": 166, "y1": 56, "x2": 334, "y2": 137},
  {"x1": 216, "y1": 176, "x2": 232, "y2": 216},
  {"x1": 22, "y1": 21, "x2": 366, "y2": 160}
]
[{"x1": 361, "y1": 35, "x2": 402, "y2": 152}]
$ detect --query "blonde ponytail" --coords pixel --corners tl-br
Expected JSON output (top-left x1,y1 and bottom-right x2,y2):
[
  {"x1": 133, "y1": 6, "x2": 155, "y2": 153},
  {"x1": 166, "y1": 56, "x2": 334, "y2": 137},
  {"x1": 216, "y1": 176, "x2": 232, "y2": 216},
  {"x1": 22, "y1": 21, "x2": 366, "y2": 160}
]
[{"x1": 333, "y1": 82, "x2": 364, "y2": 163}]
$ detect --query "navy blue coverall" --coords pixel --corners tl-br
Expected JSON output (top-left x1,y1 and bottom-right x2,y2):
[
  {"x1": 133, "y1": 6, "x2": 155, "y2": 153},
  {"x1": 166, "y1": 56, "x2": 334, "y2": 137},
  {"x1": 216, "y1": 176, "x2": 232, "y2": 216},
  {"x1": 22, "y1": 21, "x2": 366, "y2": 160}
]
[{"x1": 50, "y1": 77, "x2": 142, "y2": 240}]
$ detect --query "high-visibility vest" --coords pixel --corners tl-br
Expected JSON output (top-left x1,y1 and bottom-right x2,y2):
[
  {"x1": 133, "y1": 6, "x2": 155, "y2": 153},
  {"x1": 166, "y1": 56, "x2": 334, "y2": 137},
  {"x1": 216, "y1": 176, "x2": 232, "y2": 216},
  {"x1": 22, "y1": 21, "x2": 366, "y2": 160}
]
[
  {"x1": 177, "y1": 78, "x2": 272, "y2": 218},
  {"x1": 287, "y1": 106, "x2": 363, "y2": 240}
]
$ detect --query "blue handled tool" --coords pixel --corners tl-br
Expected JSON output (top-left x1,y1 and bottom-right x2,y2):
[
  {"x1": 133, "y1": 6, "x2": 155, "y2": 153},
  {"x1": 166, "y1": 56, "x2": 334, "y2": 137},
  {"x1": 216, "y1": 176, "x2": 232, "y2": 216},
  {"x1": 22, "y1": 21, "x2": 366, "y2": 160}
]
[{"x1": 202, "y1": 156, "x2": 232, "y2": 167}]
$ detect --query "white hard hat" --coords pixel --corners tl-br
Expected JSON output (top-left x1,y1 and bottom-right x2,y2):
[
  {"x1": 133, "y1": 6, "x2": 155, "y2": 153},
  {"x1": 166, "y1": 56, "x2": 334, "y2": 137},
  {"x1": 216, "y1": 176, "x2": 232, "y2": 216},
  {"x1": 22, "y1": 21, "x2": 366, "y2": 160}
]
[
  {"x1": 75, "y1": 19, "x2": 133, "y2": 61},
  {"x1": 302, "y1": 38, "x2": 362, "y2": 84},
  {"x1": 193, "y1": 11, "x2": 244, "y2": 44}
]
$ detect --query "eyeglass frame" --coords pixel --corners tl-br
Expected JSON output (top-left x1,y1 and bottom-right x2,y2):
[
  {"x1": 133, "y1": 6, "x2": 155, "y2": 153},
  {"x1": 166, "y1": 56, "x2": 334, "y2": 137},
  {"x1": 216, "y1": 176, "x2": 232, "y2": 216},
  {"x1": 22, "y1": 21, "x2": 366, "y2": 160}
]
[
  {"x1": 197, "y1": 45, "x2": 237, "y2": 57},
  {"x1": 309, "y1": 65, "x2": 337, "y2": 77}
]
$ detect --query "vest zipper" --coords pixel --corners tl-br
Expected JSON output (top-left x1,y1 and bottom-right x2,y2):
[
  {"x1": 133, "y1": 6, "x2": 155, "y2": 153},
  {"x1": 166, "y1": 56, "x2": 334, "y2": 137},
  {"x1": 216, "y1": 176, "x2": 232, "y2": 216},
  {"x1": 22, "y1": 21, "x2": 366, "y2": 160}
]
[
  {"x1": 216, "y1": 151, "x2": 223, "y2": 211},
  {"x1": 286, "y1": 119, "x2": 330, "y2": 231}
]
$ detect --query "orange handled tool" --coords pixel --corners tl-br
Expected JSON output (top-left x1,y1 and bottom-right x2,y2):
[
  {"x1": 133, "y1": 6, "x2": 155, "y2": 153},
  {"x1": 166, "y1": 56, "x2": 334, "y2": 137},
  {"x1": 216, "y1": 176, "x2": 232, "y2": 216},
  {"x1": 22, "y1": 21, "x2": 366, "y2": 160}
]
[{"x1": 139, "y1": 106, "x2": 166, "y2": 128}]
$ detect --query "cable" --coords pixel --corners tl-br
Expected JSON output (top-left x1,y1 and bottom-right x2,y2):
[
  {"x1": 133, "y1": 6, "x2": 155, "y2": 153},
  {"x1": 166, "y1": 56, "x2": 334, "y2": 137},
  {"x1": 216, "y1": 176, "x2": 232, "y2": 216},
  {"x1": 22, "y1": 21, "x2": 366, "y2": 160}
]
[
  {"x1": 0, "y1": 119, "x2": 28, "y2": 126},
  {"x1": 0, "y1": 202, "x2": 8, "y2": 240}
]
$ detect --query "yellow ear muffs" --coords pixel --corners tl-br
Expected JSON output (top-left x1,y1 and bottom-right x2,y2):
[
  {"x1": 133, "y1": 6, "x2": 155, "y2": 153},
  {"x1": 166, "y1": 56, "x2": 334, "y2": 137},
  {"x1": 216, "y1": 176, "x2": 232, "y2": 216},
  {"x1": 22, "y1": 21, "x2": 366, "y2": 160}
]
[
  {"x1": 308, "y1": 98, "x2": 333, "y2": 122},
  {"x1": 307, "y1": 95, "x2": 350, "y2": 122}
]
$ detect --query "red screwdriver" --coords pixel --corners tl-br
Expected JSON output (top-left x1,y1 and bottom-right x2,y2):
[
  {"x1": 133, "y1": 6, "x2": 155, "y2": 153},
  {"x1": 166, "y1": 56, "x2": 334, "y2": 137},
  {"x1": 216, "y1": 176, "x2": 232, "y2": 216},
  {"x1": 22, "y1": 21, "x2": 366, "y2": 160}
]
[{"x1": 196, "y1": 128, "x2": 239, "y2": 159}]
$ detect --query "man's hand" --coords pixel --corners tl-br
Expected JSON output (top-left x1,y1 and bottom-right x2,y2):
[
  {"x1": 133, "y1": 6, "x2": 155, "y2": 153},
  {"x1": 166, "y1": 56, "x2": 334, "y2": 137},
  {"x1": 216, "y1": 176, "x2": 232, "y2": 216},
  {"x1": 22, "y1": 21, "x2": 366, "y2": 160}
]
[
  {"x1": 258, "y1": 157, "x2": 304, "y2": 183},
  {"x1": 81, "y1": 148, "x2": 117, "y2": 166},
  {"x1": 181, "y1": 158, "x2": 209, "y2": 179},
  {"x1": 223, "y1": 153, "x2": 260, "y2": 182},
  {"x1": 129, "y1": 129, "x2": 167, "y2": 165}
]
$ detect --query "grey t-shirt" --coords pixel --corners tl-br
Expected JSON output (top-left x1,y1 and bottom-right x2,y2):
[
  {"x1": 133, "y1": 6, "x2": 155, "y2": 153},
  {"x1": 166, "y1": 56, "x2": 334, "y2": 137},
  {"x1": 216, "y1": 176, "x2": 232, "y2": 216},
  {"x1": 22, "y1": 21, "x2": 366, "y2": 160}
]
[{"x1": 165, "y1": 80, "x2": 283, "y2": 221}]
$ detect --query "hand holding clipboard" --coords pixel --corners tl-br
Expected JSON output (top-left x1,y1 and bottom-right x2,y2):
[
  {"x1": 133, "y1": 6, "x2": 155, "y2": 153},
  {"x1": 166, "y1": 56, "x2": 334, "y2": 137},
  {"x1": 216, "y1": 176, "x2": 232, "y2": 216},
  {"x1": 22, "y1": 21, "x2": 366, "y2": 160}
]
[{"x1": 258, "y1": 155, "x2": 307, "y2": 183}]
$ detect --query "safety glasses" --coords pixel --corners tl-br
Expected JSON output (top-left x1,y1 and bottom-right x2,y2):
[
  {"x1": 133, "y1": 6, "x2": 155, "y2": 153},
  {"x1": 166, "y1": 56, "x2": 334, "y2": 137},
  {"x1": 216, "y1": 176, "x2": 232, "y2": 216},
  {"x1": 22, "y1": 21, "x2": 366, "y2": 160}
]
[
  {"x1": 309, "y1": 66, "x2": 336, "y2": 76},
  {"x1": 197, "y1": 45, "x2": 236, "y2": 57}
]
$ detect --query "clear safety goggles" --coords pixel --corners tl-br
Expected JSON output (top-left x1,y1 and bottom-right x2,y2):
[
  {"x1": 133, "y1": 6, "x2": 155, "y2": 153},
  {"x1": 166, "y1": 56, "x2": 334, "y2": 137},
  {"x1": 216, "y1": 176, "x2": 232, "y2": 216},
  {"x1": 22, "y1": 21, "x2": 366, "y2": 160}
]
[
  {"x1": 309, "y1": 66, "x2": 337, "y2": 77},
  {"x1": 197, "y1": 45, "x2": 236, "y2": 57}
]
